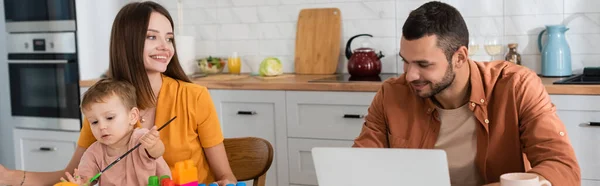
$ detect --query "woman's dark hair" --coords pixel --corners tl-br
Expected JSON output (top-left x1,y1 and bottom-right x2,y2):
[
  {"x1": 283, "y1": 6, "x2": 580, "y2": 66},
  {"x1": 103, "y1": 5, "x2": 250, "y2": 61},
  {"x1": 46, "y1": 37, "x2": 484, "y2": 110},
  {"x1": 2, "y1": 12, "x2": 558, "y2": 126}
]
[
  {"x1": 402, "y1": 1, "x2": 469, "y2": 61},
  {"x1": 108, "y1": 1, "x2": 191, "y2": 110}
]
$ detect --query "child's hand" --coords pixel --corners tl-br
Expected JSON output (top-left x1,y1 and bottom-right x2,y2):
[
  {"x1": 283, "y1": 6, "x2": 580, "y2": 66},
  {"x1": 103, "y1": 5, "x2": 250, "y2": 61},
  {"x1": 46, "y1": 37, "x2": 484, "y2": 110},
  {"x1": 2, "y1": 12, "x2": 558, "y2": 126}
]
[
  {"x1": 140, "y1": 126, "x2": 160, "y2": 149},
  {"x1": 60, "y1": 168, "x2": 88, "y2": 186}
]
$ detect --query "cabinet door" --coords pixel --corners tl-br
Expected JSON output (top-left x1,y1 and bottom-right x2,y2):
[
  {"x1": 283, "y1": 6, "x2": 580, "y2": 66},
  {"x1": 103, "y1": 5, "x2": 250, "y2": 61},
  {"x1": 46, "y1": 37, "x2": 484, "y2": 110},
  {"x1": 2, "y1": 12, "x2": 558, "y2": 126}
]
[
  {"x1": 286, "y1": 91, "x2": 376, "y2": 140},
  {"x1": 210, "y1": 90, "x2": 287, "y2": 186},
  {"x1": 582, "y1": 179, "x2": 600, "y2": 186},
  {"x1": 555, "y1": 110, "x2": 600, "y2": 181},
  {"x1": 287, "y1": 138, "x2": 354, "y2": 186},
  {"x1": 13, "y1": 129, "x2": 79, "y2": 172},
  {"x1": 551, "y1": 95, "x2": 600, "y2": 181}
]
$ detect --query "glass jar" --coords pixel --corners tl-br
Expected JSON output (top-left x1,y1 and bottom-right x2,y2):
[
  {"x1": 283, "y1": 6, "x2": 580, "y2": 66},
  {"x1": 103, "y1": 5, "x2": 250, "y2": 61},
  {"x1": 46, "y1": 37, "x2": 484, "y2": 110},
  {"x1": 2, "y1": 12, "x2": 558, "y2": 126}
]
[{"x1": 505, "y1": 43, "x2": 521, "y2": 65}]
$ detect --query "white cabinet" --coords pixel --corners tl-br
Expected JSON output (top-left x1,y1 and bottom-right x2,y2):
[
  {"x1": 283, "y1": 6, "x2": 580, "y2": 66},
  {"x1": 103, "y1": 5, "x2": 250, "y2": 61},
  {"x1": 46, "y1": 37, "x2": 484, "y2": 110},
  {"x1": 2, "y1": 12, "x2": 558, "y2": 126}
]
[
  {"x1": 550, "y1": 95, "x2": 600, "y2": 184},
  {"x1": 285, "y1": 91, "x2": 375, "y2": 186},
  {"x1": 210, "y1": 90, "x2": 287, "y2": 186},
  {"x1": 287, "y1": 138, "x2": 354, "y2": 185},
  {"x1": 13, "y1": 128, "x2": 79, "y2": 172},
  {"x1": 286, "y1": 91, "x2": 376, "y2": 140}
]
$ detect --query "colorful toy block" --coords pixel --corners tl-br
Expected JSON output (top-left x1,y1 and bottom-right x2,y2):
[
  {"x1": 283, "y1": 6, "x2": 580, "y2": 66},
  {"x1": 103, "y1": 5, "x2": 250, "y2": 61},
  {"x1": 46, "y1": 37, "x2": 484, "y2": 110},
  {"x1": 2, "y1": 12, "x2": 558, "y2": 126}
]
[
  {"x1": 53, "y1": 182, "x2": 78, "y2": 186},
  {"x1": 172, "y1": 159, "x2": 198, "y2": 186}
]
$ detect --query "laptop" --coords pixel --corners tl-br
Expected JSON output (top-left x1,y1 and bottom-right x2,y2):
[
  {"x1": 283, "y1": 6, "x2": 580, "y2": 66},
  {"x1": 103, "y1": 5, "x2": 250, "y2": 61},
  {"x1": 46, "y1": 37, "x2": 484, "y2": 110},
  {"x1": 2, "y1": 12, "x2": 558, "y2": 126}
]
[{"x1": 312, "y1": 147, "x2": 451, "y2": 186}]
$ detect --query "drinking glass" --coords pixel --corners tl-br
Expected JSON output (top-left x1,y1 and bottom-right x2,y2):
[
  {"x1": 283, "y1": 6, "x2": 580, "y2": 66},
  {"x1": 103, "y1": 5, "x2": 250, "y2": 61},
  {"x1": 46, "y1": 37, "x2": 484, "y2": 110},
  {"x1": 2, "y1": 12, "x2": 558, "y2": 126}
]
[
  {"x1": 468, "y1": 38, "x2": 479, "y2": 56},
  {"x1": 484, "y1": 37, "x2": 503, "y2": 60}
]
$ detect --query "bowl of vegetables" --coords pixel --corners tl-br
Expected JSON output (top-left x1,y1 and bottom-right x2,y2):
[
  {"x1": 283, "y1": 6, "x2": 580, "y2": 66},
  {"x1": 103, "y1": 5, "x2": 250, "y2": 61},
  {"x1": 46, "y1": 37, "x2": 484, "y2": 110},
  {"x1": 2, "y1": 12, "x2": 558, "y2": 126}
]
[{"x1": 197, "y1": 56, "x2": 226, "y2": 74}]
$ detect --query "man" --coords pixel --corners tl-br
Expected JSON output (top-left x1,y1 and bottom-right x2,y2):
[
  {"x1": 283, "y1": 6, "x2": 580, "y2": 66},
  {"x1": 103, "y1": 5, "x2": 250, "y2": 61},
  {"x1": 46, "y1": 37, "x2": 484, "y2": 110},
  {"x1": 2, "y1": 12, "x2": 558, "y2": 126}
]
[{"x1": 352, "y1": 1, "x2": 580, "y2": 186}]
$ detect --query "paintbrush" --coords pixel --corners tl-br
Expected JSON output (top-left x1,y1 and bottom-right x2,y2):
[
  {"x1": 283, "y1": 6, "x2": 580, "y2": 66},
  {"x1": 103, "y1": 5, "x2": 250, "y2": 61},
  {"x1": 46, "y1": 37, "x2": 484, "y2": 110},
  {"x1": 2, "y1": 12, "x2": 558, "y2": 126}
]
[{"x1": 87, "y1": 116, "x2": 177, "y2": 184}]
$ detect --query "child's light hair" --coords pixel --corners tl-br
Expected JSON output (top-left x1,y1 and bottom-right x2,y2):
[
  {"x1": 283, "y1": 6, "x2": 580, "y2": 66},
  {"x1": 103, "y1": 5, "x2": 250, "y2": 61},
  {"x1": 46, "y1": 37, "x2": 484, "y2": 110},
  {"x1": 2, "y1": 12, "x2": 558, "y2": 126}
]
[{"x1": 81, "y1": 79, "x2": 137, "y2": 111}]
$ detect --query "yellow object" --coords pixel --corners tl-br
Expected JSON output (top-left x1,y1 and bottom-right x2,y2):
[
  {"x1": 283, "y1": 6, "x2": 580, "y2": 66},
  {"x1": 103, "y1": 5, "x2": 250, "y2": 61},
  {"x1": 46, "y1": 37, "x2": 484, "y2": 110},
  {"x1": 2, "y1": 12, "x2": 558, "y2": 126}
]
[
  {"x1": 77, "y1": 74, "x2": 225, "y2": 184},
  {"x1": 172, "y1": 159, "x2": 198, "y2": 185},
  {"x1": 227, "y1": 53, "x2": 241, "y2": 74},
  {"x1": 54, "y1": 182, "x2": 78, "y2": 186}
]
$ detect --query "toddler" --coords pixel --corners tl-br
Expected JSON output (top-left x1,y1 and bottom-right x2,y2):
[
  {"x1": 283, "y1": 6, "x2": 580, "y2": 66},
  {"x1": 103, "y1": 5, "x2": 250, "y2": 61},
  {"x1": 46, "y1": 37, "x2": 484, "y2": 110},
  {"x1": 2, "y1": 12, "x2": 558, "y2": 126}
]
[{"x1": 61, "y1": 79, "x2": 171, "y2": 185}]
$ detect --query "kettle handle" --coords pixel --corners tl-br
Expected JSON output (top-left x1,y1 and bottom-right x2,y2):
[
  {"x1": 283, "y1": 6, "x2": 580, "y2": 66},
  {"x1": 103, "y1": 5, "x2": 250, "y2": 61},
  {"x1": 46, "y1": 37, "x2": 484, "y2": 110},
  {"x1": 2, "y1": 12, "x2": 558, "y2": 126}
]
[
  {"x1": 345, "y1": 34, "x2": 373, "y2": 60},
  {"x1": 537, "y1": 29, "x2": 546, "y2": 52}
]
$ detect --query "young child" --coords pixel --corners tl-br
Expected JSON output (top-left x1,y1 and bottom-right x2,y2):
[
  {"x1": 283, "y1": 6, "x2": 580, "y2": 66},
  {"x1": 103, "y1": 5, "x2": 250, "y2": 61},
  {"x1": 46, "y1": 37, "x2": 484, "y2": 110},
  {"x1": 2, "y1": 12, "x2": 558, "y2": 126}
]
[{"x1": 61, "y1": 79, "x2": 171, "y2": 185}]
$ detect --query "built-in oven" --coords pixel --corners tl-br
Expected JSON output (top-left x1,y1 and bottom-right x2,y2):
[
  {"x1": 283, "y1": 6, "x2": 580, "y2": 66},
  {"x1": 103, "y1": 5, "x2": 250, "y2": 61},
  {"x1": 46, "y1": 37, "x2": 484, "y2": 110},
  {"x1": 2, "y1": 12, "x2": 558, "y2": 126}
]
[
  {"x1": 7, "y1": 32, "x2": 81, "y2": 131},
  {"x1": 4, "y1": 0, "x2": 76, "y2": 32}
]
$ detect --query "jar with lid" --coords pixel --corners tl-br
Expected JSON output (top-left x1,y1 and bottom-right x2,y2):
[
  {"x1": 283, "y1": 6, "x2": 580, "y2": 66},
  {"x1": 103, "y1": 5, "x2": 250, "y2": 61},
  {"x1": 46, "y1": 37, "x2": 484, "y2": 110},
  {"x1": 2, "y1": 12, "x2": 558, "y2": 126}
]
[{"x1": 505, "y1": 43, "x2": 521, "y2": 65}]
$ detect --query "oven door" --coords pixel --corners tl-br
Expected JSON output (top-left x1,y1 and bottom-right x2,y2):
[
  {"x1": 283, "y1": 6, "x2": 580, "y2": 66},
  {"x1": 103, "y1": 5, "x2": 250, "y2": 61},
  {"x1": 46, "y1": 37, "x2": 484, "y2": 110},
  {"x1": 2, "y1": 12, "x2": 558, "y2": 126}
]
[
  {"x1": 4, "y1": 0, "x2": 76, "y2": 32},
  {"x1": 8, "y1": 58, "x2": 81, "y2": 131}
]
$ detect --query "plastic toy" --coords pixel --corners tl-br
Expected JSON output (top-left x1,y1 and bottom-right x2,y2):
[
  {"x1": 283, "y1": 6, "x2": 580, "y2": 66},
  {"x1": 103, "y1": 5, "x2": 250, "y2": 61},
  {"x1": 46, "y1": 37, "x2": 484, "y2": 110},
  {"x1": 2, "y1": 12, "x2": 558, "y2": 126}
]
[
  {"x1": 53, "y1": 182, "x2": 78, "y2": 186},
  {"x1": 172, "y1": 159, "x2": 198, "y2": 186}
]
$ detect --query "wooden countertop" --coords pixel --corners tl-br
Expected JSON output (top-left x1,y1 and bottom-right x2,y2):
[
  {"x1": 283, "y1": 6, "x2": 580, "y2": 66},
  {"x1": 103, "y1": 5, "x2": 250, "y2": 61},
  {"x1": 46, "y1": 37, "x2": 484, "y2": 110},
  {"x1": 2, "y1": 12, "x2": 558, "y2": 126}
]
[{"x1": 79, "y1": 73, "x2": 600, "y2": 95}]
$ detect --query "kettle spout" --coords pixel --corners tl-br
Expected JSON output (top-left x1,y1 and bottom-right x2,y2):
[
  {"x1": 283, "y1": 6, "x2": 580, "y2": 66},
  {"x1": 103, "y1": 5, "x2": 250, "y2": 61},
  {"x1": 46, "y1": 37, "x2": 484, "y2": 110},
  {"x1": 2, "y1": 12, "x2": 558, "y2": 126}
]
[{"x1": 377, "y1": 51, "x2": 385, "y2": 59}]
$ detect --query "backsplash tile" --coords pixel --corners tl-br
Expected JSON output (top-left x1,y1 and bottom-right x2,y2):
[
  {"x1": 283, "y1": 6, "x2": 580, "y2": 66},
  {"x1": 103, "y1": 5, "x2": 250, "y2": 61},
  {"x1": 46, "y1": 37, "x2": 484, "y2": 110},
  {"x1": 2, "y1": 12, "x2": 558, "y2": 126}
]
[
  {"x1": 504, "y1": 0, "x2": 563, "y2": 15},
  {"x1": 565, "y1": 13, "x2": 600, "y2": 34},
  {"x1": 504, "y1": 15, "x2": 564, "y2": 35},
  {"x1": 446, "y1": 0, "x2": 503, "y2": 17},
  {"x1": 565, "y1": 0, "x2": 600, "y2": 14},
  {"x1": 217, "y1": 7, "x2": 259, "y2": 24},
  {"x1": 153, "y1": 0, "x2": 600, "y2": 74}
]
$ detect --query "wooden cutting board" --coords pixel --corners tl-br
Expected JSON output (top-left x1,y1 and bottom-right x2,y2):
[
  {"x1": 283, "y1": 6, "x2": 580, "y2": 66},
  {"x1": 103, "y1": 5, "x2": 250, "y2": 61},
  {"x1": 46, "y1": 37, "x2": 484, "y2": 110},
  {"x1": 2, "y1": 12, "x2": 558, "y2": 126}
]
[{"x1": 294, "y1": 8, "x2": 342, "y2": 75}]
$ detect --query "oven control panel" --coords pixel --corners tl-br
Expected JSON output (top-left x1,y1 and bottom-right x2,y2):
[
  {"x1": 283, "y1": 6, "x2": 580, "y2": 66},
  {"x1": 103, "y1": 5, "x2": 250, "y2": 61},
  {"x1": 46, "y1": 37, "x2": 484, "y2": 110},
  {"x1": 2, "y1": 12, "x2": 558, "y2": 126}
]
[{"x1": 7, "y1": 32, "x2": 76, "y2": 53}]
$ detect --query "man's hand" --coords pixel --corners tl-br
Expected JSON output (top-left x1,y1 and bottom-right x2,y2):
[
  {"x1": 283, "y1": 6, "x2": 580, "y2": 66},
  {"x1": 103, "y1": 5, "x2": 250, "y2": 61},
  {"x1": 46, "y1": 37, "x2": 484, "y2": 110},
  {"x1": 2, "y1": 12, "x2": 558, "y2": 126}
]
[{"x1": 140, "y1": 126, "x2": 160, "y2": 149}]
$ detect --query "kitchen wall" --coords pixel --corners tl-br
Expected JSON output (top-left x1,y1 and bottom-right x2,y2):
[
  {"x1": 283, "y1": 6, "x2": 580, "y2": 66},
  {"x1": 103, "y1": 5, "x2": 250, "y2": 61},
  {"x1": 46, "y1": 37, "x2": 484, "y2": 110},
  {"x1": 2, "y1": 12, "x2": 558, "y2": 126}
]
[
  {"x1": 76, "y1": 0, "x2": 129, "y2": 80},
  {"x1": 0, "y1": 0, "x2": 15, "y2": 169},
  {"x1": 122, "y1": 0, "x2": 600, "y2": 76}
]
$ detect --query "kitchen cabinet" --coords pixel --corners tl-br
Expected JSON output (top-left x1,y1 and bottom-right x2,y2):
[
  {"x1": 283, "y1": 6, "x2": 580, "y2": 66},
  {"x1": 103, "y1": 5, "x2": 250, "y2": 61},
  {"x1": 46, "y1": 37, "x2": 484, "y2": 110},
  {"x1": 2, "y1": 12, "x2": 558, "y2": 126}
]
[
  {"x1": 196, "y1": 88, "x2": 600, "y2": 186},
  {"x1": 550, "y1": 95, "x2": 600, "y2": 185},
  {"x1": 286, "y1": 91, "x2": 375, "y2": 140},
  {"x1": 13, "y1": 128, "x2": 80, "y2": 172},
  {"x1": 210, "y1": 89, "x2": 375, "y2": 186},
  {"x1": 209, "y1": 90, "x2": 287, "y2": 186}
]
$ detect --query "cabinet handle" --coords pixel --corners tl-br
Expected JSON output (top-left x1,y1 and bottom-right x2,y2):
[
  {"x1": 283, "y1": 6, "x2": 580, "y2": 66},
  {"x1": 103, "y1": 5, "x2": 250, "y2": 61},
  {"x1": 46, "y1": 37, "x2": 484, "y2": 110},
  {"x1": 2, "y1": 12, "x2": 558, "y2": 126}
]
[
  {"x1": 237, "y1": 111, "x2": 257, "y2": 115},
  {"x1": 39, "y1": 147, "x2": 56, "y2": 151},
  {"x1": 589, "y1": 122, "x2": 600, "y2": 126},
  {"x1": 343, "y1": 114, "x2": 364, "y2": 119}
]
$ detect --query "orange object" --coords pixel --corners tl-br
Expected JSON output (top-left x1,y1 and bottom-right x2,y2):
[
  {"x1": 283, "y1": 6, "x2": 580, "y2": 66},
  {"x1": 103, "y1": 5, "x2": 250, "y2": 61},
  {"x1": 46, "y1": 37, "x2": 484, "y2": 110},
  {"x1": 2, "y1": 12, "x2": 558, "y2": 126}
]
[
  {"x1": 227, "y1": 52, "x2": 241, "y2": 74},
  {"x1": 53, "y1": 182, "x2": 78, "y2": 186},
  {"x1": 172, "y1": 159, "x2": 198, "y2": 185}
]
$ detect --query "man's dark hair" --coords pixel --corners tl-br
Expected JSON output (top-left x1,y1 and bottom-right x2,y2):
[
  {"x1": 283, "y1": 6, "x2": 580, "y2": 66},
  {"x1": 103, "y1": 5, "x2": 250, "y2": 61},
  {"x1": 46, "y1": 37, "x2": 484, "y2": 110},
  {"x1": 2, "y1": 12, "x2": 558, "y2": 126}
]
[{"x1": 402, "y1": 1, "x2": 469, "y2": 61}]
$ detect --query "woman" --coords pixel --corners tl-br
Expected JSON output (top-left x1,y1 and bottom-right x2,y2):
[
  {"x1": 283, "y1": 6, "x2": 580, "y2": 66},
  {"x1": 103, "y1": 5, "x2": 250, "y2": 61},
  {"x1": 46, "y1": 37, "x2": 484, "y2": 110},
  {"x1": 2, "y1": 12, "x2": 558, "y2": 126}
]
[{"x1": 0, "y1": 1, "x2": 237, "y2": 186}]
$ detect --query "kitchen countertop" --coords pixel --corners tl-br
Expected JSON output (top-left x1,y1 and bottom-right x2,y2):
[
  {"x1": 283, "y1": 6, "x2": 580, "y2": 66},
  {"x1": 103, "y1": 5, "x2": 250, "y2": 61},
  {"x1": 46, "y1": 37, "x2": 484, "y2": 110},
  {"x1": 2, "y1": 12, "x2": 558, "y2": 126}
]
[{"x1": 79, "y1": 73, "x2": 600, "y2": 95}]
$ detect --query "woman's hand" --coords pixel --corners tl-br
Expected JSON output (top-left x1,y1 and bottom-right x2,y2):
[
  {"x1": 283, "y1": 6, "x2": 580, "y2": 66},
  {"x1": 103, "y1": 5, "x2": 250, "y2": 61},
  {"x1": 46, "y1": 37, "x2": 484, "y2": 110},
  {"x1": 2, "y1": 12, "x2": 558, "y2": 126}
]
[
  {"x1": 0, "y1": 164, "x2": 11, "y2": 185},
  {"x1": 214, "y1": 178, "x2": 237, "y2": 186},
  {"x1": 0, "y1": 164, "x2": 21, "y2": 185}
]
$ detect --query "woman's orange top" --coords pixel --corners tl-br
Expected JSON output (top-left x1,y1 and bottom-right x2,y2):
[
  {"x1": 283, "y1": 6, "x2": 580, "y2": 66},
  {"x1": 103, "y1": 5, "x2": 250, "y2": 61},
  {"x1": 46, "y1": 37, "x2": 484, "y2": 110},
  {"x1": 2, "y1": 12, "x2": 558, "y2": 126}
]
[{"x1": 78, "y1": 74, "x2": 224, "y2": 184}]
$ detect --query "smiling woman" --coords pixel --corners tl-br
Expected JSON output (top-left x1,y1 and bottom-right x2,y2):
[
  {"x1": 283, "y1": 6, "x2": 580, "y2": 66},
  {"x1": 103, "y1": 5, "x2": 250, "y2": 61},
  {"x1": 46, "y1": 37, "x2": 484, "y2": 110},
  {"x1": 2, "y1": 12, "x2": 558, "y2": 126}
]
[{"x1": 0, "y1": 1, "x2": 238, "y2": 186}]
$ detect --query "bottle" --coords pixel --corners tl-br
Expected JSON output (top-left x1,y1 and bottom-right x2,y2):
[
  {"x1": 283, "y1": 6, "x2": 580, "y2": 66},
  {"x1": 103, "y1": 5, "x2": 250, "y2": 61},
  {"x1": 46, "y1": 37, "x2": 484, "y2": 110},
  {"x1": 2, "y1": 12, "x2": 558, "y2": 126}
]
[{"x1": 505, "y1": 43, "x2": 521, "y2": 65}]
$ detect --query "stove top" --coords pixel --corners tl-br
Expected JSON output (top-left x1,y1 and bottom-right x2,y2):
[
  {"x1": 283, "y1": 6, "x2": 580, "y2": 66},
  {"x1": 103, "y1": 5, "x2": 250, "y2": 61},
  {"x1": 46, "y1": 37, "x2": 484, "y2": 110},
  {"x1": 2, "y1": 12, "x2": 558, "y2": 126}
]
[
  {"x1": 309, "y1": 73, "x2": 400, "y2": 83},
  {"x1": 553, "y1": 67, "x2": 600, "y2": 84}
]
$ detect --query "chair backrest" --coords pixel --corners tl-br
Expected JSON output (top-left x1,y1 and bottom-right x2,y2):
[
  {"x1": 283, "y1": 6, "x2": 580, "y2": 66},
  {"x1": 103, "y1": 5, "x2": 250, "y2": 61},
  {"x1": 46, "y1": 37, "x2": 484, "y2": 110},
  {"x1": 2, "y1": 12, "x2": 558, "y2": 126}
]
[{"x1": 224, "y1": 137, "x2": 274, "y2": 186}]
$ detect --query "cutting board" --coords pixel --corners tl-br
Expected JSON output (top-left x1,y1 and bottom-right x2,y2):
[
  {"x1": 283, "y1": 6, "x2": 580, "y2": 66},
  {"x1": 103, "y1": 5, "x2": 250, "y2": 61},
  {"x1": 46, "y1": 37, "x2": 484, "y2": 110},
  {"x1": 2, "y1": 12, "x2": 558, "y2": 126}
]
[{"x1": 294, "y1": 8, "x2": 342, "y2": 75}]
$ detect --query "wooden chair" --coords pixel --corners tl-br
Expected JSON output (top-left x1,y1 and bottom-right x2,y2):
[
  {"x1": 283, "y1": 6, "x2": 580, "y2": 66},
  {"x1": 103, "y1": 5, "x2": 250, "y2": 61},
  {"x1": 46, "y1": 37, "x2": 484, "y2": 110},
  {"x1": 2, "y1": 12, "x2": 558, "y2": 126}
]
[{"x1": 224, "y1": 137, "x2": 274, "y2": 186}]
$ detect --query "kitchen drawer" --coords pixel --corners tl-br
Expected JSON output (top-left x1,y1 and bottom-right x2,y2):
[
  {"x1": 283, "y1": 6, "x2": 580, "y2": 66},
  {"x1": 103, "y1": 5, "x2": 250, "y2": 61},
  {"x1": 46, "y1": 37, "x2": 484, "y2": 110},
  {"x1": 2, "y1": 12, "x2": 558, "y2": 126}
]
[
  {"x1": 583, "y1": 179, "x2": 600, "y2": 186},
  {"x1": 210, "y1": 90, "x2": 286, "y2": 186},
  {"x1": 286, "y1": 91, "x2": 376, "y2": 140},
  {"x1": 288, "y1": 138, "x2": 354, "y2": 186},
  {"x1": 555, "y1": 110, "x2": 600, "y2": 180},
  {"x1": 550, "y1": 95, "x2": 600, "y2": 111},
  {"x1": 13, "y1": 129, "x2": 79, "y2": 172}
]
